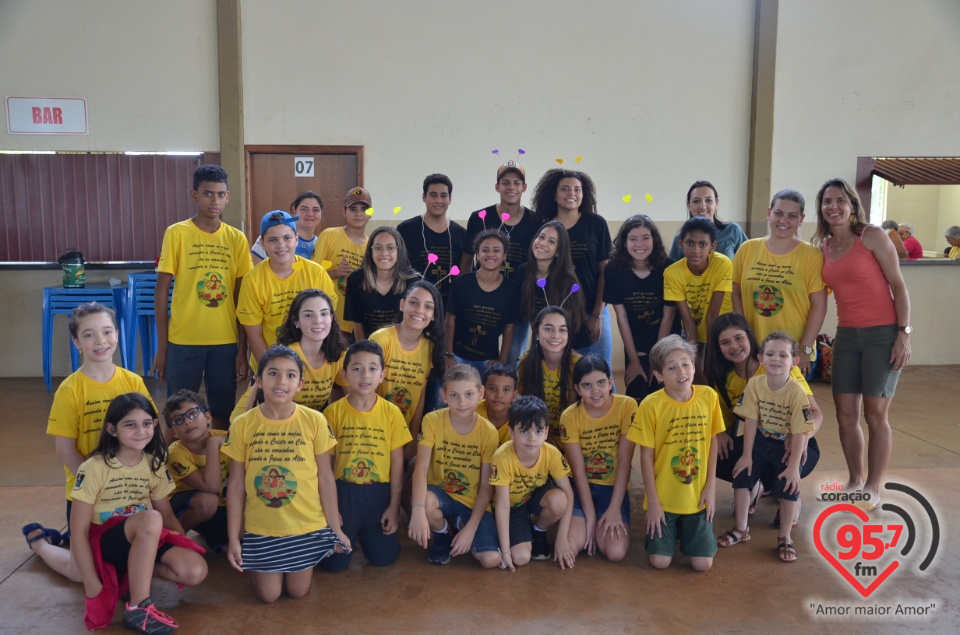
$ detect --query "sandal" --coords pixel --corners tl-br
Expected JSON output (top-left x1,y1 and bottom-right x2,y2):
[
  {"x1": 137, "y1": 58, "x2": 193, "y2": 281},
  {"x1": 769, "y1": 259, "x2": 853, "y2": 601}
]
[
  {"x1": 773, "y1": 498, "x2": 801, "y2": 528},
  {"x1": 748, "y1": 482, "x2": 761, "y2": 515},
  {"x1": 22, "y1": 523, "x2": 62, "y2": 548},
  {"x1": 778, "y1": 538, "x2": 797, "y2": 562},
  {"x1": 717, "y1": 527, "x2": 751, "y2": 547}
]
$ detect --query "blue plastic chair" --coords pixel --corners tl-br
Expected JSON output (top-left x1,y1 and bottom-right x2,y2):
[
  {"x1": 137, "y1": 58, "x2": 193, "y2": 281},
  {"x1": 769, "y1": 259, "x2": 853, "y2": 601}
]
[
  {"x1": 42, "y1": 284, "x2": 126, "y2": 391},
  {"x1": 123, "y1": 272, "x2": 174, "y2": 376}
]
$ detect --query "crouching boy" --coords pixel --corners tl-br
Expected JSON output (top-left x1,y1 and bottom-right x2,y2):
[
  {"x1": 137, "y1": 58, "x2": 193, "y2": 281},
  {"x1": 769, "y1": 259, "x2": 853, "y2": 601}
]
[
  {"x1": 490, "y1": 395, "x2": 575, "y2": 571},
  {"x1": 408, "y1": 365, "x2": 501, "y2": 568}
]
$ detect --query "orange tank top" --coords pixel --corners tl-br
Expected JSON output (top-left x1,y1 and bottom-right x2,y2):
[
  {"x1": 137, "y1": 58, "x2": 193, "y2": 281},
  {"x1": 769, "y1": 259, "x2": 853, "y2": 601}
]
[{"x1": 821, "y1": 236, "x2": 897, "y2": 328}]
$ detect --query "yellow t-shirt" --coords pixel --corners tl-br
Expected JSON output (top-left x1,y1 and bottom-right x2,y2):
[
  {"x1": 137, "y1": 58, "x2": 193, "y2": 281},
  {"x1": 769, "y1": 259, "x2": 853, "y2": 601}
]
[
  {"x1": 313, "y1": 227, "x2": 367, "y2": 333},
  {"x1": 720, "y1": 366, "x2": 812, "y2": 433},
  {"x1": 560, "y1": 394, "x2": 637, "y2": 486},
  {"x1": 419, "y1": 409, "x2": 499, "y2": 508},
  {"x1": 46, "y1": 368, "x2": 155, "y2": 499},
  {"x1": 236, "y1": 256, "x2": 338, "y2": 366},
  {"x1": 663, "y1": 253, "x2": 734, "y2": 343},
  {"x1": 326, "y1": 396, "x2": 411, "y2": 484},
  {"x1": 221, "y1": 404, "x2": 336, "y2": 537},
  {"x1": 949, "y1": 246, "x2": 960, "y2": 260},
  {"x1": 489, "y1": 441, "x2": 571, "y2": 507},
  {"x1": 627, "y1": 386, "x2": 725, "y2": 515},
  {"x1": 371, "y1": 326, "x2": 432, "y2": 424},
  {"x1": 157, "y1": 219, "x2": 253, "y2": 345},
  {"x1": 229, "y1": 342, "x2": 347, "y2": 423},
  {"x1": 734, "y1": 375, "x2": 815, "y2": 440},
  {"x1": 517, "y1": 351, "x2": 582, "y2": 444},
  {"x1": 72, "y1": 454, "x2": 175, "y2": 525},
  {"x1": 167, "y1": 429, "x2": 230, "y2": 502},
  {"x1": 732, "y1": 238, "x2": 825, "y2": 346},
  {"x1": 476, "y1": 400, "x2": 511, "y2": 446}
]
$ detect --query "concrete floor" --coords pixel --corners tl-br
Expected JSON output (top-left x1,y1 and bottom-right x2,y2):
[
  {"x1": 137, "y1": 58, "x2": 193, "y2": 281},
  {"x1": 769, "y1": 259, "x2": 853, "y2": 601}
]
[{"x1": 1, "y1": 369, "x2": 958, "y2": 634}]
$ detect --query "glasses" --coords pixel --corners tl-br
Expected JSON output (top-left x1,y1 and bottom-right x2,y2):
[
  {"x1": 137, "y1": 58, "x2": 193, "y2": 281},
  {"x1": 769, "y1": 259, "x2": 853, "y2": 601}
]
[
  {"x1": 372, "y1": 244, "x2": 398, "y2": 253},
  {"x1": 169, "y1": 406, "x2": 206, "y2": 427}
]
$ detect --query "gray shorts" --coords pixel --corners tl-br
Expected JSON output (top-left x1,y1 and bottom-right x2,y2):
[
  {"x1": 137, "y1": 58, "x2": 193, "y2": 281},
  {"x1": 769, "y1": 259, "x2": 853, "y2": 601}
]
[{"x1": 831, "y1": 324, "x2": 901, "y2": 398}]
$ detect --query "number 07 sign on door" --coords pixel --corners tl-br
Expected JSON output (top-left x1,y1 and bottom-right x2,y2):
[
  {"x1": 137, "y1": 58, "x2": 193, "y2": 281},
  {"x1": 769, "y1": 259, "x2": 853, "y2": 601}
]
[{"x1": 294, "y1": 157, "x2": 315, "y2": 177}]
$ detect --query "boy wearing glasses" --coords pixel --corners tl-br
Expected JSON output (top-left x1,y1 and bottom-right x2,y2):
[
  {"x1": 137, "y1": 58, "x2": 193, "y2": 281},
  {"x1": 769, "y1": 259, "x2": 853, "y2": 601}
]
[{"x1": 164, "y1": 389, "x2": 230, "y2": 551}]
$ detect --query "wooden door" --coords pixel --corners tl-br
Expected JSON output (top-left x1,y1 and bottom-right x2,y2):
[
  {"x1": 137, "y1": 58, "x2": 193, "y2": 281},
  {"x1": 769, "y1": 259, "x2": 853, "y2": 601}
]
[{"x1": 245, "y1": 145, "x2": 363, "y2": 241}]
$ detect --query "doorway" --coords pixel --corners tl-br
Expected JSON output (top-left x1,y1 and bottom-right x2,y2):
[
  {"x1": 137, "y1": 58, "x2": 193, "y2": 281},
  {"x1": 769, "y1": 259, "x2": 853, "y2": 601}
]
[{"x1": 245, "y1": 145, "x2": 364, "y2": 241}]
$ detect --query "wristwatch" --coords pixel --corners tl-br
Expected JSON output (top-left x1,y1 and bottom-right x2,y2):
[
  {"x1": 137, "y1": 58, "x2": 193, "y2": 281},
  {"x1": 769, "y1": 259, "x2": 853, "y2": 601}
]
[
  {"x1": 803, "y1": 345, "x2": 814, "y2": 355},
  {"x1": 898, "y1": 325, "x2": 913, "y2": 334}
]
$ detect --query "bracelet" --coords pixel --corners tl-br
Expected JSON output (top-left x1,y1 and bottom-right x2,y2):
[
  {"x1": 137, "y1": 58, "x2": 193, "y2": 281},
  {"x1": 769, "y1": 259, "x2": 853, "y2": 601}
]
[{"x1": 413, "y1": 503, "x2": 425, "y2": 508}]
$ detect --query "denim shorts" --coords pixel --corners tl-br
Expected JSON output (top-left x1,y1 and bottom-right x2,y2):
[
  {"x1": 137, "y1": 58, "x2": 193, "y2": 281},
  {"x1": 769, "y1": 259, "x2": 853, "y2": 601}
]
[
  {"x1": 428, "y1": 485, "x2": 499, "y2": 553},
  {"x1": 572, "y1": 482, "x2": 630, "y2": 525},
  {"x1": 832, "y1": 324, "x2": 901, "y2": 398}
]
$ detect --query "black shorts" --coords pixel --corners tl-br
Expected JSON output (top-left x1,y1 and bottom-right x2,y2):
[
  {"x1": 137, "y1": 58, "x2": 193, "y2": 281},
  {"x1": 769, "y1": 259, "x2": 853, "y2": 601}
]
[{"x1": 99, "y1": 517, "x2": 173, "y2": 576}]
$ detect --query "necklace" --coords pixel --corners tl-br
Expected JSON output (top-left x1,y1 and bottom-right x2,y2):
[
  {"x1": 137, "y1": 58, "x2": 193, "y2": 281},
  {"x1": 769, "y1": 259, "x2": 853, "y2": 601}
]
[{"x1": 422, "y1": 216, "x2": 453, "y2": 283}]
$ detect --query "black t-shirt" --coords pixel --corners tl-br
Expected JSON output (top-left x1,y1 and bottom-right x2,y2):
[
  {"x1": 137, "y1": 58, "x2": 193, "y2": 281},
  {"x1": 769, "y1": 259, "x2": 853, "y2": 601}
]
[
  {"x1": 603, "y1": 260, "x2": 681, "y2": 355},
  {"x1": 446, "y1": 273, "x2": 522, "y2": 361},
  {"x1": 343, "y1": 268, "x2": 422, "y2": 336},
  {"x1": 515, "y1": 262, "x2": 593, "y2": 350},
  {"x1": 462, "y1": 205, "x2": 537, "y2": 281},
  {"x1": 563, "y1": 213, "x2": 612, "y2": 311},
  {"x1": 397, "y1": 216, "x2": 466, "y2": 303}
]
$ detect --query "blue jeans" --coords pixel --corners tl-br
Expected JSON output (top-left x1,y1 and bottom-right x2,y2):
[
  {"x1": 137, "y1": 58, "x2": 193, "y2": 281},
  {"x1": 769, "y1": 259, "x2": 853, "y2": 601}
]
[
  {"x1": 428, "y1": 485, "x2": 499, "y2": 553},
  {"x1": 507, "y1": 321, "x2": 530, "y2": 368},
  {"x1": 453, "y1": 356, "x2": 492, "y2": 378},
  {"x1": 166, "y1": 343, "x2": 238, "y2": 424},
  {"x1": 574, "y1": 306, "x2": 613, "y2": 372}
]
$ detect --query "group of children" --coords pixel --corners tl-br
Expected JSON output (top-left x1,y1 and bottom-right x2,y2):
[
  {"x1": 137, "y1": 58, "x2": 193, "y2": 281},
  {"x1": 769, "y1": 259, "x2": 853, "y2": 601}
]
[{"x1": 24, "y1": 162, "x2": 823, "y2": 633}]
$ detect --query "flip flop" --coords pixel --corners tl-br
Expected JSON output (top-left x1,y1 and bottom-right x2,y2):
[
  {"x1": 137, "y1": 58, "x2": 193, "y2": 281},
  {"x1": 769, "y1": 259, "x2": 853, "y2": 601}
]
[
  {"x1": 778, "y1": 538, "x2": 797, "y2": 562},
  {"x1": 854, "y1": 499, "x2": 880, "y2": 512},
  {"x1": 22, "y1": 523, "x2": 62, "y2": 548}
]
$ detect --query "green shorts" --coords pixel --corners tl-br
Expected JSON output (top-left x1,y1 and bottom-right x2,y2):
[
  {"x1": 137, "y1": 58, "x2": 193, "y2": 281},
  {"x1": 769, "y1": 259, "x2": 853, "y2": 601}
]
[{"x1": 645, "y1": 509, "x2": 717, "y2": 559}]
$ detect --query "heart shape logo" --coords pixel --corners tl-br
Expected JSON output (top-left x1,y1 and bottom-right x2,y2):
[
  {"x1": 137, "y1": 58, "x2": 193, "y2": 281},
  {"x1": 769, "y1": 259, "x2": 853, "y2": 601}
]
[{"x1": 814, "y1": 503, "x2": 899, "y2": 598}]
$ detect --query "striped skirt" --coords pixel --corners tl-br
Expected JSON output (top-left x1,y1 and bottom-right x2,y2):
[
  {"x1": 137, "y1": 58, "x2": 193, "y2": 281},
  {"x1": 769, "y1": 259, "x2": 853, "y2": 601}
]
[{"x1": 241, "y1": 527, "x2": 339, "y2": 572}]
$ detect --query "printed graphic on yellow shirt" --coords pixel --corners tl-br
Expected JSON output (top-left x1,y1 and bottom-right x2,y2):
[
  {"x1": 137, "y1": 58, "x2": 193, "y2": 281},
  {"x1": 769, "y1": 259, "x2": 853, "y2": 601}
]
[
  {"x1": 101, "y1": 502, "x2": 148, "y2": 524},
  {"x1": 671, "y1": 446, "x2": 700, "y2": 484},
  {"x1": 169, "y1": 461, "x2": 190, "y2": 478},
  {"x1": 345, "y1": 458, "x2": 380, "y2": 484},
  {"x1": 753, "y1": 285, "x2": 784, "y2": 317},
  {"x1": 585, "y1": 450, "x2": 615, "y2": 480},
  {"x1": 255, "y1": 465, "x2": 297, "y2": 508},
  {"x1": 442, "y1": 469, "x2": 469, "y2": 496},
  {"x1": 386, "y1": 386, "x2": 413, "y2": 415},
  {"x1": 197, "y1": 272, "x2": 228, "y2": 307}
]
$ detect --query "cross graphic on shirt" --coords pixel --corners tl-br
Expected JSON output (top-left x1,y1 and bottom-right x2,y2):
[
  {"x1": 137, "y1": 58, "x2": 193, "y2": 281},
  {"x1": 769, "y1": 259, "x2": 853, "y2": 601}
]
[
  {"x1": 501, "y1": 260, "x2": 516, "y2": 278},
  {"x1": 470, "y1": 324, "x2": 487, "y2": 345},
  {"x1": 430, "y1": 264, "x2": 447, "y2": 283}
]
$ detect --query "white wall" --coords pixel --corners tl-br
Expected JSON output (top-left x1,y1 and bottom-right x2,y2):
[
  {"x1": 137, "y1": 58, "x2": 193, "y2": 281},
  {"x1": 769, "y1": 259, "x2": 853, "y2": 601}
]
[
  {"x1": 771, "y1": 0, "x2": 960, "y2": 210},
  {"x1": 240, "y1": 0, "x2": 755, "y2": 224},
  {"x1": 0, "y1": 0, "x2": 220, "y2": 152}
]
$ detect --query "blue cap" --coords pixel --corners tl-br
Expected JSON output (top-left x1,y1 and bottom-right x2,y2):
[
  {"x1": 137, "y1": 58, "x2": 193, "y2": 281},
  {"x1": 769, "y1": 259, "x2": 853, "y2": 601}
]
[{"x1": 260, "y1": 210, "x2": 299, "y2": 237}]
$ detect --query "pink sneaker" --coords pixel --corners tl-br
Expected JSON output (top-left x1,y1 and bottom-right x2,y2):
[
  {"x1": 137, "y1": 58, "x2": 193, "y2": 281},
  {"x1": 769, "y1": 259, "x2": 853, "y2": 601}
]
[{"x1": 122, "y1": 597, "x2": 178, "y2": 634}]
